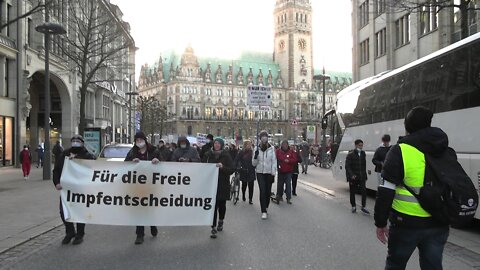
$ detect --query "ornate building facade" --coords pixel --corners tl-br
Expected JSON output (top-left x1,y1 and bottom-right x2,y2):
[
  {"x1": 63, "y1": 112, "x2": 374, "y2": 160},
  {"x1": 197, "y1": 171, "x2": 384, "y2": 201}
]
[
  {"x1": 0, "y1": 0, "x2": 135, "y2": 166},
  {"x1": 138, "y1": 0, "x2": 352, "y2": 143}
]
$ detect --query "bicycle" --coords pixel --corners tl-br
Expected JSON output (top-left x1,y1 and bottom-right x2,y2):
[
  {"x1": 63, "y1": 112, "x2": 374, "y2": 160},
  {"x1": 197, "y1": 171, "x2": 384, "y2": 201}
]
[{"x1": 230, "y1": 170, "x2": 241, "y2": 205}]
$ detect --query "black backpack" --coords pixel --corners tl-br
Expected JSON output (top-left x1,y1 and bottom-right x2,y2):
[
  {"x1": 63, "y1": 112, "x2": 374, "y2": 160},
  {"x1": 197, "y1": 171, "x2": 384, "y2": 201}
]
[{"x1": 403, "y1": 147, "x2": 478, "y2": 228}]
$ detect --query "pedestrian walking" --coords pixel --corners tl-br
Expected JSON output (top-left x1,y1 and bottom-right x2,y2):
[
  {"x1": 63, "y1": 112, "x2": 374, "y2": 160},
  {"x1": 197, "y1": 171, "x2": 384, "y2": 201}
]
[
  {"x1": 375, "y1": 106, "x2": 450, "y2": 270},
  {"x1": 291, "y1": 145, "x2": 302, "y2": 196},
  {"x1": 202, "y1": 138, "x2": 235, "y2": 239},
  {"x1": 345, "y1": 139, "x2": 369, "y2": 214},
  {"x1": 372, "y1": 134, "x2": 391, "y2": 186},
  {"x1": 300, "y1": 142, "x2": 309, "y2": 174},
  {"x1": 171, "y1": 136, "x2": 200, "y2": 162},
  {"x1": 19, "y1": 145, "x2": 32, "y2": 180},
  {"x1": 234, "y1": 140, "x2": 256, "y2": 204},
  {"x1": 200, "y1": 134, "x2": 214, "y2": 160},
  {"x1": 157, "y1": 139, "x2": 172, "y2": 161},
  {"x1": 273, "y1": 140, "x2": 298, "y2": 204},
  {"x1": 124, "y1": 131, "x2": 161, "y2": 245},
  {"x1": 35, "y1": 144, "x2": 44, "y2": 168},
  {"x1": 52, "y1": 141, "x2": 64, "y2": 164},
  {"x1": 52, "y1": 135, "x2": 96, "y2": 245},
  {"x1": 252, "y1": 130, "x2": 277, "y2": 220}
]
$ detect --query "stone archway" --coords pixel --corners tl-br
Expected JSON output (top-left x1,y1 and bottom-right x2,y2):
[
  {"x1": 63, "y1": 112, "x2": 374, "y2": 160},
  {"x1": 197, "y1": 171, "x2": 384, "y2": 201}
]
[{"x1": 26, "y1": 71, "x2": 72, "y2": 152}]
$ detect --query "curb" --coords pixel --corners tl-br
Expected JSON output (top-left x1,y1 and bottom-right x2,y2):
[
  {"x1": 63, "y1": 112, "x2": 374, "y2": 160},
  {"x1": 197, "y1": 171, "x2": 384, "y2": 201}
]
[{"x1": 298, "y1": 180, "x2": 335, "y2": 197}]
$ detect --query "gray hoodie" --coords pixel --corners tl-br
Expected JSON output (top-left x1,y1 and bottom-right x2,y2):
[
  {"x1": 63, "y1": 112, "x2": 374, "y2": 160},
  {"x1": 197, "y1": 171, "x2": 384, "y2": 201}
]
[{"x1": 171, "y1": 136, "x2": 201, "y2": 162}]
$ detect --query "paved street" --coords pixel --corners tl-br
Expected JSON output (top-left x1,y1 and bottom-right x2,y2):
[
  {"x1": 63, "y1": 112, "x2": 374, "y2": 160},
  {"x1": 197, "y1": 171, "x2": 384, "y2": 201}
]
[{"x1": 1, "y1": 165, "x2": 479, "y2": 269}]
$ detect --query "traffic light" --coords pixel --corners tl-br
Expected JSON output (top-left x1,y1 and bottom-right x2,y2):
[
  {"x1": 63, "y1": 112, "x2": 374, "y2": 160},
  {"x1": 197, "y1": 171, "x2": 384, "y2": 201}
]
[{"x1": 321, "y1": 117, "x2": 328, "y2": 130}]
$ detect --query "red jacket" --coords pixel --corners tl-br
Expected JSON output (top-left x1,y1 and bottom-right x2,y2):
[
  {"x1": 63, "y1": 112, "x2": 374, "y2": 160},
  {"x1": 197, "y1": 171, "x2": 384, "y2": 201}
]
[{"x1": 276, "y1": 147, "x2": 298, "y2": 173}]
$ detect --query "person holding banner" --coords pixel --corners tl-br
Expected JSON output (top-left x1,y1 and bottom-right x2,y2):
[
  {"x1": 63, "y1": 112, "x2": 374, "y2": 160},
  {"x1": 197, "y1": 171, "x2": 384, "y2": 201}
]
[
  {"x1": 171, "y1": 136, "x2": 201, "y2": 162},
  {"x1": 124, "y1": 131, "x2": 161, "y2": 245},
  {"x1": 252, "y1": 130, "x2": 277, "y2": 220},
  {"x1": 53, "y1": 135, "x2": 96, "y2": 245},
  {"x1": 200, "y1": 134, "x2": 214, "y2": 160},
  {"x1": 202, "y1": 137, "x2": 235, "y2": 239}
]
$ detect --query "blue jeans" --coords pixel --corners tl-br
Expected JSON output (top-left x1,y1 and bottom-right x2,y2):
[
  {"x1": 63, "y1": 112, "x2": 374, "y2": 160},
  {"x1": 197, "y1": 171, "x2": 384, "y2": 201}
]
[
  {"x1": 276, "y1": 173, "x2": 292, "y2": 200},
  {"x1": 385, "y1": 224, "x2": 449, "y2": 270},
  {"x1": 256, "y1": 173, "x2": 273, "y2": 213}
]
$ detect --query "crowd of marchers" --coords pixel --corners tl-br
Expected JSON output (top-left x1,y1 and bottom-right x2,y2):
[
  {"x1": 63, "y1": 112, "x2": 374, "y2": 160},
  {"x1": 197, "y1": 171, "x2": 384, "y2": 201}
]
[
  {"x1": 46, "y1": 129, "x2": 322, "y2": 244},
  {"x1": 18, "y1": 106, "x2": 471, "y2": 270}
]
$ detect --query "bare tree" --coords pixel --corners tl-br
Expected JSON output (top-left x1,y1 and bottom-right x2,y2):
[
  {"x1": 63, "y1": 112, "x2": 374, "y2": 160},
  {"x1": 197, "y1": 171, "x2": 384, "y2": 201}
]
[
  {"x1": 135, "y1": 96, "x2": 167, "y2": 137},
  {"x1": 57, "y1": 0, "x2": 133, "y2": 135},
  {"x1": 388, "y1": 0, "x2": 480, "y2": 40},
  {"x1": 0, "y1": 0, "x2": 54, "y2": 30}
]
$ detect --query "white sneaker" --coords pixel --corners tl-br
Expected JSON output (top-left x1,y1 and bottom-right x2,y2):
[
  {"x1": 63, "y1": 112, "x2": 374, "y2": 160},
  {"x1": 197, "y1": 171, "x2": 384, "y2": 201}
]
[
  {"x1": 24, "y1": 176, "x2": 27, "y2": 180},
  {"x1": 261, "y1": 213, "x2": 268, "y2": 220}
]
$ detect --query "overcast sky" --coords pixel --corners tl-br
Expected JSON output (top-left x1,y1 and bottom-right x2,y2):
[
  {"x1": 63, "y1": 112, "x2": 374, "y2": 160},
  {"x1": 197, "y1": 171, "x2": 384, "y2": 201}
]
[{"x1": 110, "y1": 0, "x2": 352, "y2": 79}]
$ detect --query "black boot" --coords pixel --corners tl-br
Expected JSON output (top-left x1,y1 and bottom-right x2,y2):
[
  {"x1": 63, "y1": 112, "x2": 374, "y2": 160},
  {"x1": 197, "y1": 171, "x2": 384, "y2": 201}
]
[
  {"x1": 217, "y1": 220, "x2": 224, "y2": 231},
  {"x1": 210, "y1": 228, "x2": 217, "y2": 239},
  {"x1": 61, "y1": 234, "x2": 75, "y2": 245},
  {"x1": 135, "y1": 235, "x2": 144, "y2": 245},
  {"x1": 151, "y1": 226, "x2": 158, "y2": 237},
  {"x1": 72, "y1": 235, "x2": 84, "y2": 245}
]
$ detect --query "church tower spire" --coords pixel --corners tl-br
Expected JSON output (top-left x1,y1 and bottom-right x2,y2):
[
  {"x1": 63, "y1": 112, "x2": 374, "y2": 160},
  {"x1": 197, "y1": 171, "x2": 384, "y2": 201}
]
[{"x1": 273, "y1": 0, "x2": 313, "y2": 90}]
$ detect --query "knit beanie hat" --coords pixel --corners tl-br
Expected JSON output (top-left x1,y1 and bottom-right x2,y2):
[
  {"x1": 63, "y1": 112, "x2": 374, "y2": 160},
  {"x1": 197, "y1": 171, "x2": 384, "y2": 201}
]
[
  {"x1": 214, "y1": 137, "x2": 225, "y2": 150},
  {"x1": 134, "y1": 131, "x2": 147, "y2": 141},
  {"x1": 404, "y1": 106, "x2": 433, "y2": 134},
  {"x1": 71, "y1": 134, "x2": 84, "y2": 142},
  {"x1": 259, "y1": 130, "x2": 268, "y2": 138}
]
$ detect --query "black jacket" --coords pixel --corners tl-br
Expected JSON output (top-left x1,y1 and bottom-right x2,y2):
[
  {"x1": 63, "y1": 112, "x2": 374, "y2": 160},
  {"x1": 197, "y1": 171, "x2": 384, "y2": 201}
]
[
  {"x1": 372, "y1": 145, "x2": 391, "y2": 172},
  {"x1": 124, "y1": 143, "x2": 159, "y2": 162},
  {"x1": 157, "y1": 145, "x2": 172, "y2": 161},
  {"x1": 374, "y1": 127, "x2": 449, "y2": 228},
  {"x1": 200, "y1": 142, "x2": 213, "y2": 160},
  {"x1": 53, "y1": 147, "x2": 96, "y2": 186},
  {"x1": 234, "y1": 149, "x2": 256, "y2": 182},
  {"x1": 345, "y1": 149, "x2": 367, "y2": 182},
  {"x1": 203, "y1": 150, "x2": 235, "y2": 201}
]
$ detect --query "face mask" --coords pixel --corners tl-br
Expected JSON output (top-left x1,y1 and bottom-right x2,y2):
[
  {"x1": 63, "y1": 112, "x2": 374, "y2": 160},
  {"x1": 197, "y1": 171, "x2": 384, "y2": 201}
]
[
  {"x1": 356, "y1": 148, "x2": 362, "y2": 152},
  {"x1": 71, "y1": 142, "x2": 83, "y2": 148},
  {"x1": 136, "y1": 142, "x2": 146, "y2": 148},
  {"x1": 24, "y1": 148, "x2": 28, "y2": 150},
  {"x1": 261, "y1": 137, "x2": 268, "y2": 143},
  {"x1": 206, "y1": 139, "x2": 211, "y2": 143},
  {"x1": 180, "y1": 144, "x2": 187, "y2": 149}
]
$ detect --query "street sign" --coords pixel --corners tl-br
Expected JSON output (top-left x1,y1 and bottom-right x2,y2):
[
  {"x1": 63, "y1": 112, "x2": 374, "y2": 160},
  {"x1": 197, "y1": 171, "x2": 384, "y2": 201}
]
[
  {"x1": 247, "y1": 85, "x2": 272, "y2": 106},
  {"x1": 307, "y1": 125, "x2": 316, "y2": 140}
]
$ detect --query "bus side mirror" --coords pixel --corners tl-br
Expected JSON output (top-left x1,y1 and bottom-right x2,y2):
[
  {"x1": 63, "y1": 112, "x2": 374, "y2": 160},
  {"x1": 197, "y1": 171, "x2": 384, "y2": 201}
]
[{"x1": 321, "y1": 118, "x2": 328, "y2": 129}]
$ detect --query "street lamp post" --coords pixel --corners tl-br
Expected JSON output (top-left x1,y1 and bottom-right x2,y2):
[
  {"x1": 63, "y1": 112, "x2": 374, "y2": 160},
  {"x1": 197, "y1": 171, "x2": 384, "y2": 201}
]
[
  {"x1": 35, "y1": 9, "x2": 66, "y2": 180},
  {"x1": 125, "y1": 75, "x2": 138, "y2": 143},
  {"x1": 313, "y1": 68, "x2": 330, "y2": 167}
]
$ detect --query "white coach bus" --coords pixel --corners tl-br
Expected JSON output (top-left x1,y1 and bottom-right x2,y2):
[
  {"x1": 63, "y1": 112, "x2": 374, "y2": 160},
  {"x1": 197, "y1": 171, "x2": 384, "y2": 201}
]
[{"x1": 330, "y1": 32, "x2": 480, "y2": 220}]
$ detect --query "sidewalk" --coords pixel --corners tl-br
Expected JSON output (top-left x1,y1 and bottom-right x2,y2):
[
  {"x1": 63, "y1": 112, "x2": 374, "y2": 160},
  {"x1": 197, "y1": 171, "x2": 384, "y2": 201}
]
[
  {"x1": 297, "y1": 166, "x2": 480, "y2": 255},
  {"x1": 0, "y1": 166, "x2": 62, "y2": 254}
]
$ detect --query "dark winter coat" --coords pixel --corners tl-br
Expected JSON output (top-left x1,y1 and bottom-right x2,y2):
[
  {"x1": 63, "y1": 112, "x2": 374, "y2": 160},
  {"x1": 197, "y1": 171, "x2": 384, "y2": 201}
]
[
  {"x1": 171, "y1": 136, "x2": 201, "y2": 162},
  {"x1": 372, "y1": 145, "x2": 391, "y2": 172},
  {"x1": 157, "y1": 145, "x2": 172, "y2": 161},
  {"x1": 293, "y1": 150, "x2": 302, "y2": 174},
  {"x1": 234, "y1": 149, "x2": 256, "y2": 182},
  {"x1": 374, "y1": 127, "x2": 449, "y2": 228},
  {"x1": 345, "y1": 149, "x2": 367, "y2": 182},
  {"x1": 200, "y1": 142, "x2": 212, "y2": 160},
  {"x1": 52, "y1": 143, "x2": 64, "y2": 159},
  {"x1": 124, "y1": 142, "x2": 159, "y2": 162},
  {"x1": 53, "y1": 147, "x2": 96, "y2": 186},
  {"x1": 203, "y1": 150, "x2": 235, "y2": 201}
]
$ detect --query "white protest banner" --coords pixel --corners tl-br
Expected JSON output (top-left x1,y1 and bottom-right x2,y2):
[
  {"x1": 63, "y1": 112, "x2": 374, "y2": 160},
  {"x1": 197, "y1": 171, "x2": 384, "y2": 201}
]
[{"x1": 60, "y1": 159, "x2": 218, "y2": 226}]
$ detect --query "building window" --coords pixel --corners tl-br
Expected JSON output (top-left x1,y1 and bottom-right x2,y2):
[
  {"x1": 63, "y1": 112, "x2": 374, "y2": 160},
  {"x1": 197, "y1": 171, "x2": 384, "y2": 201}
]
[
  {"x1": 375, "y1": 28, "x2": 387, "y2": 58},
  {"x1": 395, "y1": 14, "x2": 411, "y2": 47},
  {"x1": 0, "y1": 116, "x2": 14, "y2": 166},
  {"x1": 27, "y1": 18, "x2": 32, "y2": 46},
  {"x1": 4, "y1": 59, "x2": 9, "y2": 97},
  {"x1": 6, "y1": 4, "x2": 12, "y2": 37},
  {"x1": 374, "y1": 0, "x2": 385, "y2": 16},
  {"x1": 360, "y1": 38, "x2": 370, "y2": 65},
  {"x1": 102, "y1": 95, "x2": 110, "y2": 119},
  {"x1": 420, "y1": 3, "x2": 438, "y2": 35},
  {"x1": 359, "y1": 0, "x2": 369, "y2": 28}
]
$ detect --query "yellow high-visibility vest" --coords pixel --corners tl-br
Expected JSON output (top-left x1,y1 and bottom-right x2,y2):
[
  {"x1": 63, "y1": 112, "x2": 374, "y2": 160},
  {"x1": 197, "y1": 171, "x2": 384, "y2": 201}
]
[{"x1": 392, "y1": 144, "x2": 431, "y2": 217}]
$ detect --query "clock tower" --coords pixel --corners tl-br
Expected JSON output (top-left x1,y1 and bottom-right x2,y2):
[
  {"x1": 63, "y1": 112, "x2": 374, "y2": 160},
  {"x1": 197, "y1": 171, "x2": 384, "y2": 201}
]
[{"x1": 273, "y1": 0, "x2": 313, "y2": 90}]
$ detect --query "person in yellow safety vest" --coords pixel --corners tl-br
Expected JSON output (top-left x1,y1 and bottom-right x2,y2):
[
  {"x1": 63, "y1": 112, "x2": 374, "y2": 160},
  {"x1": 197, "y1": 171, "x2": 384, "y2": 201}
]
[{"x1": 374, "y1": 106, "x2": 449, "y2": 270}]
